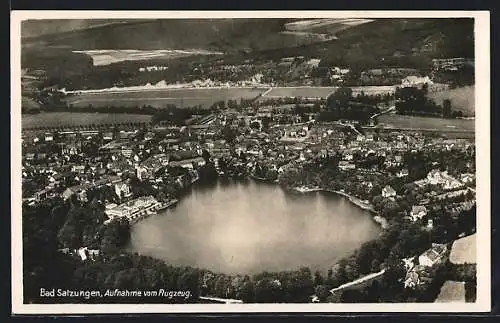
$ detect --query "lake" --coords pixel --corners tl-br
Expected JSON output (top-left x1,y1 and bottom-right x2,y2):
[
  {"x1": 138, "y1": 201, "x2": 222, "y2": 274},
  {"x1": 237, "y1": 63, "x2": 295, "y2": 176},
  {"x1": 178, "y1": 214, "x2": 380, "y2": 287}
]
[{"x1": 128, "y1": 180, "x2": 381, "y2": 275}]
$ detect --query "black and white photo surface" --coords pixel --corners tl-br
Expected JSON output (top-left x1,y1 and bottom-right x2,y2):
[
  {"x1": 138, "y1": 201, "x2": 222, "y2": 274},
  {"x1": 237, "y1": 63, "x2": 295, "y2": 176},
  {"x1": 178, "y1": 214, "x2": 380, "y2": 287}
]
[{"x1": 11, "y1": 11, "x2": 490, "y2": 314}]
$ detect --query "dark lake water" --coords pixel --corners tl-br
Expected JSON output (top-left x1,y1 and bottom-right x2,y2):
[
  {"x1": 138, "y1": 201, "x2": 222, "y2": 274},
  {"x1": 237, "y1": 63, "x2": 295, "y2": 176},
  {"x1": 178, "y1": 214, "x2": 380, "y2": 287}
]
[{"x1": 128, "y1": 180, "x2": 381, "y2": 275}]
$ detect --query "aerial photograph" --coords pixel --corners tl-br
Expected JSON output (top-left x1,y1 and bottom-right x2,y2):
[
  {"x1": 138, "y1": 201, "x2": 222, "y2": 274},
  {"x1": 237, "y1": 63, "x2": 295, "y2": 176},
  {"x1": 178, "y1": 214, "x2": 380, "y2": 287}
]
[{"x1": 17, "y1": 16, "x2": 480, "y2": 307}]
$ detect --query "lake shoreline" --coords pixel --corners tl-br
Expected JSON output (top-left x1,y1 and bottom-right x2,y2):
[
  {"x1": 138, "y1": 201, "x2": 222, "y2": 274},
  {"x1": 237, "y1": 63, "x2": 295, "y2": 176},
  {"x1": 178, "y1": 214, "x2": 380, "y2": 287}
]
[{"x1": 292, "y1": 185, "x2": 389, "y2": 229}]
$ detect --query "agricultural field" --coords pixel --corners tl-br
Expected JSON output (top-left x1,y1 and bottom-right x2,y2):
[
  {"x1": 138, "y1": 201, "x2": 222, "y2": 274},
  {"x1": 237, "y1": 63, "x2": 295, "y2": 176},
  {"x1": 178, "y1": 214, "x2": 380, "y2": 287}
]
[
  {"x1": 449, "y1": 234, "x2": 476, "y2": 265},
  {"x1": 376, "y1": 114, "x2": 475, "y2": 132},
  {"x1": 350, "y1": 86, "x2": 398, "y2": 96},
  {"x1": 284, "y1": 18, "x2": 374, "y2": 34},
  {"x1": 21, "y1": 112, "x2": 153, "y2": 129},
  {"x1": 262, "y1": 86, "x2": 397, "y2": 99},
  {"x1": 73, "y1": 49, "x2": 223, "y2": 66},
  {"x1": 65, "y1": 87, "x2": 268, "y2": 109},
  {"x1": 263, "y1": 87, "x2": 337, "y2": 99},
  {"x1": 435, "y1": 281, "x2": 466, "y2": 303},
  {"x1": 427, "y1": 86, "x2": 475, "y2": 117}
]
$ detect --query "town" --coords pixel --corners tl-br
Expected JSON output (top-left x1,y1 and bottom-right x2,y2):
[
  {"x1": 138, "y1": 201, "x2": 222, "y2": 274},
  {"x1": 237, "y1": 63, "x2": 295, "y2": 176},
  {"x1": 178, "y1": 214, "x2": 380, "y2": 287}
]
[
  {"x1": 22, "y1": 82, "x2": 476, "y2": 304},
  {"x1": 20, "y1": 17, "x2": 477, "y2": 305}
]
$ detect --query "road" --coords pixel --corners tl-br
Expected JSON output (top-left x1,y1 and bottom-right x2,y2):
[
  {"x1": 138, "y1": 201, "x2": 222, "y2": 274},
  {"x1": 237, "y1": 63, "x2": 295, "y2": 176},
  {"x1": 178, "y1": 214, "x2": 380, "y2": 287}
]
[{"x1": 370, "y1": 106, "x2": 396, "y2": 119}]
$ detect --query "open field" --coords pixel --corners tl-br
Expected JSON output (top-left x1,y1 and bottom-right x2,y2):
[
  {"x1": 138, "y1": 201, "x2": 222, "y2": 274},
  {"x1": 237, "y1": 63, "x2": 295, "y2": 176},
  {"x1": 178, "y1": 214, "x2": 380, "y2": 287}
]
[
  {"x1": 435, "y1": 281, "x2": 466, "y2": 303},
  {"x1": 263, "y1": 85, "x2": 397, "y2": 99},
  {"x1": 65, "y1": 87, "x2": 268, "y2": 109},
  {"x1": 263, "y1": 87, "x2": 337, "y2": 99},
  {"x1": 73, "y1": 49, "x2": 223, "y2": 66},
  {"x1": 376, "y1": 114, "x2": 475, "y2": 132},
  {"x1": 284, "y1": 18, "x2": 374, "y2": 33},
  {"x1": 428, "y1": 86, "x2": 475, "y2": 117},
  {"x1": 449, "y1": 234, "x2": 476, "y2": 265},
  {"x1": 22, "y1": 112, "x2": 153, "y2": 129}
]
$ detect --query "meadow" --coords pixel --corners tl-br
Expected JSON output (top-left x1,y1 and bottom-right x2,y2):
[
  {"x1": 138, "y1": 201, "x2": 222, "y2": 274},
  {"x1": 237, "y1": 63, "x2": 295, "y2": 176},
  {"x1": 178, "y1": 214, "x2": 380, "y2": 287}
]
[
  {"x1": 22, "y1": 112, "x2": 153, "y2": 129},
  {"x1": 376, "y1": 114, "x2": 475, "y2": 132},
  {"x1": 65, "y1": 87, "x2": 268, "y2": 109},
  {"x1": 427, "y1": 86, "x2": 475, "y2": 117},
  {"x1": 263, "y1": 86, "x2": 397, "y2": 99},
  {"x1": 263, "y1": 87, "x2": 337, "y2": 99}
]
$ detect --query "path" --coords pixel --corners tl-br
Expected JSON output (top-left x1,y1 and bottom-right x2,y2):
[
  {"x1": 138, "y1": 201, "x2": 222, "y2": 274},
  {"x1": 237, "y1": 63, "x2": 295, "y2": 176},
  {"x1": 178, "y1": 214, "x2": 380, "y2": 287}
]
[
  {"x1": 370, "y1": 105, "x2": 396, "y2": 119},
  {"x1": 199, "y1": 296, "x2": 243, "y2": 304},
  {"x1": 260, "y1": 87, "x2": 273, "y2": 97},
  {"x1": 329, "y1": 269, "x2": 386, "y2": 294}
]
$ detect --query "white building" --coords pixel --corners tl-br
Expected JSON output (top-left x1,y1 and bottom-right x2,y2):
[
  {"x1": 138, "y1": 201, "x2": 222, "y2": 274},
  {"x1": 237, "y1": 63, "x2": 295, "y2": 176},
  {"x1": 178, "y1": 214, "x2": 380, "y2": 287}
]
[
  {"x1": 382, "y1": 185, "x2": 396, "y2": 198},
  {"x1": 115, "y1": 182, "x2": 132, "y2": 199},
  {"x1": 410, "y1": 205, "x2": 428, "y2": 222},
  {"x1": 418, "y1": 243, "x2": 448, "y2": 267},
  {"x1": 401, "y1": 75, "x2": 434, "y2": 88}
]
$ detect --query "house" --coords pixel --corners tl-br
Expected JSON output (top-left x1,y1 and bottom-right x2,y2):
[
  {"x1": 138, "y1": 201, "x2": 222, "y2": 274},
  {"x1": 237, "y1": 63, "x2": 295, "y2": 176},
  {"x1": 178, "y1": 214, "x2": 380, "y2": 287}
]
[
  {"x1": 136, "y1": 166, "x2": 150, "y2": 181},
  {"x1": 459, "y1": 173, "x2": 475, "y2": 184},
  {"x1": 418, "y1": 243, "x2": 448, "y2": 267},
  {"x1": 103, "y1": 132, "x2": 114, "y2": 141},
  {"x1": 71, "y1": 165, "x2": 86, "y2": 174},
  {"x1": 77, "y1": 247, "x2": 100, "y2": 261},
  {"x1": 427, "y1": 169, "x2": 445, "y2": 185},
  {"x1": 443, "y1": 178, "x2": 464, "y2": 190},
  {"x1": 115, "y1": 182, "x2": 132, "y2": 199},
  {"x1": 62, "y1": 185, "x2": 89, "y2": 202},
  {"x1": 382, "y1": 185, "x2": 396, "y2": 198},
  {"x1": 404, "y1": 271, "x2": 420, "y2": 289},
  {"x1": 404, "y1": 265, "x2": 433, "y2": 289},
  {"x1": 410, "y1": 205, "x2": 428, "y2": 222},
  {"x1": 401, "y1": 75, "x2": 433, "y2": 88},
  {"x1": 396, "y1": 168, "x2": 409, "y2": 178},
  {"x1": 121, "y1": 148, "x2": 133, "y2": 158},
  {"x1": 168, "y1": 157, "x2": 206, "y2": 169},
  {"x1": 25, "y1": 153, "x2": 35, "y2": 161},
  {"x1": 44, "y1": 133, "x2": 54, "y2": 142},
  {"x1": 402, "y1": 257, "x2": 415, "y2": 271},
  {"x1": 338, "y1": 160, "x2": 356, "y2": 171},
  {"x1": 77, "y1": 247, "x2": 88, "y2": 261},
  {"x1": 344, "y1": 153, "x2": 354, "y2": 161}
]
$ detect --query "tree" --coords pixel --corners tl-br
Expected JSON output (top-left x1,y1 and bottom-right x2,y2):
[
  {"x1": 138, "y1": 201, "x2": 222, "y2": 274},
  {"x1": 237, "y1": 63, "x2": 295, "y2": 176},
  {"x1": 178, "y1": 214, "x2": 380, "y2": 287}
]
[
  {"x1": 314, "y1": 284, "x2": 330, "y2": 302},
  {"x1": 443, "y1": 99, "x2": 452, "y2": 118},
  {"x1": 201, "y1": 149, "x2": 211, "y2": 163},
  {"x1": 313, "y1": 270, "x2": 324, "y2": 286},
  {"x1": 249, "y1": 121, "x2": 260, "y2": 130}
]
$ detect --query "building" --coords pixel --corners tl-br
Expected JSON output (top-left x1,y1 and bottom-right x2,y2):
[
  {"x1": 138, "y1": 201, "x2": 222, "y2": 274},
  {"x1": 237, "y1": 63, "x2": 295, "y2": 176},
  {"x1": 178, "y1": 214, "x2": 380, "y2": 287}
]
[
  {"x1": 404, "y1": 265, "x2": 433, "y2": 289},
  {"x1": 121, "y1": 148, "x2": 133, "y2": 158},
  {"x1": 115, "y1": 182, "x2": 132, "y2": 199},
  {"x1": 104, "y1": 196, "x2": 162, "y2": 222},
  {"x1": 460, "y1": 173, "x2": 475, "y2": 184},
  {"x1": 396, "y1": 168, "x2": 409, "y2": 178},
  {"x1": 71, "y1": 165, "x2": 86, "y2": 174},
  {"x1": 419, "y1": 243, "x2": 448, "y2": 267},
  {"x1": 62, "y1": 185, "x2": 89, "y2": 202},
  {"x1": 410, "y1": 205, "x2": 428, "y2": 222},
  {"x1": 402, "y1": 257, "x2": 415, "y2": 271},
  {"x1": 432, "y1": 58, "x2": 466, "y2": 71},
  {"x1": 382, "y1": 185, "x2": 397, "y2": 198},
  {"x1": 401, "y1": 75, "x2": 433, "y2": 88},
  {"x1": 338, "y1": 160, "x2": 356, "y2": 171},
  {"x1": 404, "y1": 271, "x2": 420, "y2": 289},
  {"x1": 168, "y1": 156, "x2": 206, "y2": 169}
]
